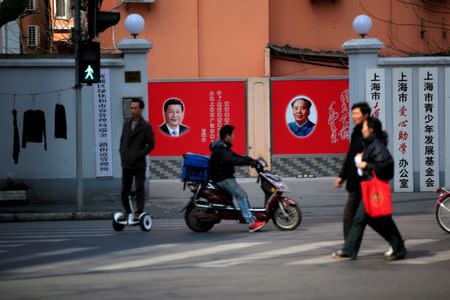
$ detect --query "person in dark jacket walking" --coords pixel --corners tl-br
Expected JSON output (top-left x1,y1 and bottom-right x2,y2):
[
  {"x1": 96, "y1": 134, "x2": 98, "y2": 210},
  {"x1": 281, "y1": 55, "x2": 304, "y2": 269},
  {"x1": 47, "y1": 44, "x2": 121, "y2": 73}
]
[
  {"x1": 119, "y1": 99, "x2": 155, "y2": 222},
  {"x1": 209, "y1": 125, "x2": 266, "y2": 232},
  {"x1": 332, "y1": 117, "x2": 407, "y2": 260},
  {"x1": 336, "y1": 102, "x2": 373, "y2": 239}
]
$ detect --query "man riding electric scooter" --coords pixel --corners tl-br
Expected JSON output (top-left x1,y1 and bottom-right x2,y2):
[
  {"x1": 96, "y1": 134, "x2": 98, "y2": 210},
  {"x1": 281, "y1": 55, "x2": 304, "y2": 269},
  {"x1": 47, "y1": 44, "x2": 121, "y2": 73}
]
[{"x1": 209, "y1": 125, "x2": 266, "y2": 232}]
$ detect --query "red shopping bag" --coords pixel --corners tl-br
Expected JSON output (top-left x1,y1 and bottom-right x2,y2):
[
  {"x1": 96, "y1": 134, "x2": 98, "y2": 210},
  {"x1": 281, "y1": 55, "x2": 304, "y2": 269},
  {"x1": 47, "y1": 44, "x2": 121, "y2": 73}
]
[{"x1": 361, "y1": 172, "x2": 393, "y2": 217}]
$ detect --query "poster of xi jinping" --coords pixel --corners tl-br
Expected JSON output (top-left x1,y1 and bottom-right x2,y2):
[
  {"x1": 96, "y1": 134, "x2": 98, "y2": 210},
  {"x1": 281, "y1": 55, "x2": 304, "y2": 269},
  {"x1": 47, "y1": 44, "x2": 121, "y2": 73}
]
[
  {"x1": 271, "y1": 79, "x2": 349, "y2": 155},
  {"x1": 148, "y1": 81, "x2": 247, "y2": 156}
]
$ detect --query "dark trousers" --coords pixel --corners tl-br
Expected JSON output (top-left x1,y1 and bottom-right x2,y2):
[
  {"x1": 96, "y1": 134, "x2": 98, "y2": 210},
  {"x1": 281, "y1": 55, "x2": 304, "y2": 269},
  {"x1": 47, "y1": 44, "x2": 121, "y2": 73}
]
[
  {"x1": 343, "y1": 191, "x2": 362, "y2": 240},
  {"x1": 343, "y1": 201, "x2": 406, "y2": 259},
  {"x1": 121, "y1": 168, "x2": 146, "y2": 214},
  {"x1": 343, "y1": 190, "x2": 388, "y2": 240}
]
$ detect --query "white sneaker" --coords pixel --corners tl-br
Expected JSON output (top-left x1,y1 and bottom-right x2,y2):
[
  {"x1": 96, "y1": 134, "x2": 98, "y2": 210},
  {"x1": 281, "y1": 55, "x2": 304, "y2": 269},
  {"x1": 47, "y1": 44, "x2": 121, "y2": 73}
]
[{"x1": 384, "y1": 246, "x2": 393, "y2": 257}]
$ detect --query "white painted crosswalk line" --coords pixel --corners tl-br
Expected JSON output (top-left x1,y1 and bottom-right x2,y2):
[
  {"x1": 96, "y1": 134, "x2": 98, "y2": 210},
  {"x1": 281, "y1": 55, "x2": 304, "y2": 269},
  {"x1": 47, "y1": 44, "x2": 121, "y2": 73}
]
[
  {"x1": 0, "y1": 247, "x2": 97, "y2": 265},
  {"x1": 392, "y1": 250, "x2": 450, "y2": 265},
  {"x1": 197, "y1": 241, "x2": 342, "y2": 268},
  {"x1": 0, "y1": 239, "x2": 69, "y2": 243},
  {"x1": 288, "y1": 239, "x2": 438, "y2": 265},
  {"x1": 0, "y1": 231, "x2": 114, "y2": 238},
  {"x1": 9, "y1": 244, "x2": 180, "y2": 274},
  {"x1": 15, "y1": 227, "x2": 113, "y2": 230},
  {"x1": 0, "y1": 234, "x2": 113, "y2": 239},
  {"x1": 0, "y1": 244, "x2": 25, "y2": 248},
  {"x1": 110, "y1": 244, "x2": 178, "y2": 257},
  {"x1": 92, "y1": 242, "x2": 267, "y2": 272},
  {"x1": 289, "y1": 247, "x2": 386, "y2": 265}
]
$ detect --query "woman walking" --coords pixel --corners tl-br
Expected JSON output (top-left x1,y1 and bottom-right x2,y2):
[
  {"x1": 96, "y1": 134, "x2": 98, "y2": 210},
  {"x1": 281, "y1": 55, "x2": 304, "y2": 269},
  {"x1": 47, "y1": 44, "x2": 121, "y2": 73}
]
[{"x1": 332, "y1": 117, "x2": 407, "y2": 260}]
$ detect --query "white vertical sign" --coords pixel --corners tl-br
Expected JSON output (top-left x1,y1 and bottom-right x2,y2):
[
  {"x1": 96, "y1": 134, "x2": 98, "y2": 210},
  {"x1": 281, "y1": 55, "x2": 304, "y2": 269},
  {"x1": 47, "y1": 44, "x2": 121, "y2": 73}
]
[
  {"x1": 445, "y1": 67, "x2": 450, "y2": 188},
  {"x1": 94, "y1": 69, "x2": 113, "y2": 178},
  {"x1": 392, "y1": 68, "x2": 413, "y2": 192},
  {"x1": 366, "y1": 68, "x2": 386, "y2": 125},
  {"x1": 418, "y1": 68, "x2": 439, "y2": 191}
]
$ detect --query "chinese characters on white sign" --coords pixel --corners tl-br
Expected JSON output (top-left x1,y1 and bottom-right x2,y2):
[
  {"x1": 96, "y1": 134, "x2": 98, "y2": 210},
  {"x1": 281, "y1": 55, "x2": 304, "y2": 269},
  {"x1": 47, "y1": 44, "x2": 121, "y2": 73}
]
[
  {"x1": 392, "y1": 69, "x2": 413, "y2": 192},
  {"x1": 94, "y1": 69, "x2": 113, "y2": 178},
  {"x1": 366, "y1": 68, "x2": 386, "y2": 125},
  {"x1": 418, "y1": 68, "x2": 439, "y2": 191}
]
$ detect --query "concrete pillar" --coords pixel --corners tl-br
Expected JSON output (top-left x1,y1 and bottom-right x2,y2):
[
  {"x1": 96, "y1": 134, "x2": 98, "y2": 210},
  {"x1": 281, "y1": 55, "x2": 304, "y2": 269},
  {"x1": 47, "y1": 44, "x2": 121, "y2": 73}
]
[
  {"x1": 118, "y1": 38, "x2": 152, "y2": 178},
  {"x1": 342, "y1": 38, "x2": 384, "y2": 111},
  {"x1": 118, "y1": 38, "x2": 152, "y2": 120}
]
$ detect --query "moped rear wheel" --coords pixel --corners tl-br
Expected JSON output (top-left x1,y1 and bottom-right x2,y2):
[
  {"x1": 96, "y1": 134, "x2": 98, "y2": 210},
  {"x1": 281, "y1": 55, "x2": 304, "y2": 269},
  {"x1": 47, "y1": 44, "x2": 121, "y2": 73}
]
[
  {"x1": 436, "y1": 196, "x2": 450, "y2": 233},
  {"x1": 184, "y1": 205, "x2": 215, "y2": 233},
  {"x1": 272, "y1": 205, "x2": 302, "y2": 231}
]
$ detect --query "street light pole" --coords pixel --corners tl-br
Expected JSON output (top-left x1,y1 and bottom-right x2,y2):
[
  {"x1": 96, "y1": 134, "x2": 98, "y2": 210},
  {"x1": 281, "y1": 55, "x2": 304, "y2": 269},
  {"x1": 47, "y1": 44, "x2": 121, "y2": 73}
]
[{"x1": 74, "y1": 0, "x2": 83, "y2": 211}]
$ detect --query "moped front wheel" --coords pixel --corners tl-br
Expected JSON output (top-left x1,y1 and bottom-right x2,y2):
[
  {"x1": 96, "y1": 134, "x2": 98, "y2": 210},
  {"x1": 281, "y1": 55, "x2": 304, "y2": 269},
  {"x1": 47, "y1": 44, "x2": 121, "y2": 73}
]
[
  {"x1": 436, "y1": 196, "x2": 450, "y2": 233},
  {"x1": 184, "y1": 205, "x2": 215, "y2": 233},
  {"x1": 272, "y1": 205, "x2": 302, "y2": 231}
]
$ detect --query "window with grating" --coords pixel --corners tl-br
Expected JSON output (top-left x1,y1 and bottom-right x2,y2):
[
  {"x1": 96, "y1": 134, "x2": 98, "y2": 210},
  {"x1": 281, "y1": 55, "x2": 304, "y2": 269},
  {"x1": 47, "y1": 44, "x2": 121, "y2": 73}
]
[
  {"x1": 55, "y1": 0, "x2": 70, "y2": 18},
  {"x1": 27, "y1": 25, "x2": 39, "y2": 47},
  {"x1": 26, "y1": 0, "x2": 36, "y2": 11}
]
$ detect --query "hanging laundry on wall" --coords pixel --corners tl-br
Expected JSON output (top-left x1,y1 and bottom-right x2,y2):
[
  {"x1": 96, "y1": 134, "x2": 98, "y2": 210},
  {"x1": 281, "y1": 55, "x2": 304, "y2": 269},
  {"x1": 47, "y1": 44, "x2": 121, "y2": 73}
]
[
  {"x1": 22, "y1": 109, "x2": 47, "y2": 150},
  {"x1": 12, "y1": 109, "x2": 20, "y2": 164},
  {"x1": 54, "y1": 103, "x2": 67, "y2": 139}
]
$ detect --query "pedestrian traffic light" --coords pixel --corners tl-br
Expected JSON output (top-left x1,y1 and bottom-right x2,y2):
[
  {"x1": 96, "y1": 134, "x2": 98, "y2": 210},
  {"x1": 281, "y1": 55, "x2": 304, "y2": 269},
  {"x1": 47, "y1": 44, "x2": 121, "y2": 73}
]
[
  {"x1": 88, "y1": 0, "x2": 121, "y2": 39},
  {"x1": 79, "y1": 40, "x2": 100, "y2": 85}
]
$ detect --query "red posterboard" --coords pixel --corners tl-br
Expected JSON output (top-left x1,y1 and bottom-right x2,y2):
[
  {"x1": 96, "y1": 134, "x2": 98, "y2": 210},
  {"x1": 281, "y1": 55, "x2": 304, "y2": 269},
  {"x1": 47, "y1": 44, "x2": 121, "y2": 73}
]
[
  {"x1": 148, "y1": 81, "x2": 246, "y2": 156},
  {"x1": 271, "y1": 79, "x2": 349, "y2": 155}
]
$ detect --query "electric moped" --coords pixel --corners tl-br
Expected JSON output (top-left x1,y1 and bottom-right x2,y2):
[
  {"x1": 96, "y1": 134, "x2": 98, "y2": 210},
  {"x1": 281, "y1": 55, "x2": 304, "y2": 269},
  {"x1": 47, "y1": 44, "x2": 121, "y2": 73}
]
[{"x1": 182, "y1": 158, "x2": 302, "y2": 232}]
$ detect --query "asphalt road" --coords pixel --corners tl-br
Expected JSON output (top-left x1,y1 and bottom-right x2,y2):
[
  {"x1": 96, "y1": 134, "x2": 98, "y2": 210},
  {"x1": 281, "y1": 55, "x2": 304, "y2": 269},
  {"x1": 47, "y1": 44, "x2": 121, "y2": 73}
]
[{"x1": 0, "y1": 213, "x2": 449, "y2": 300}]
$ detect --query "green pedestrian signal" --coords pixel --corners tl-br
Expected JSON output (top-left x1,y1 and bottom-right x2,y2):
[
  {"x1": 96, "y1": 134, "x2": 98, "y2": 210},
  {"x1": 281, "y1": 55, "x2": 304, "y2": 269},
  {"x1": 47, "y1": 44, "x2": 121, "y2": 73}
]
[
  {"x1": 78, "y1": 41, "x2": 100, "y2": 85},
  {"x1": 84, "y1": 65, "x2": 95, "y2": 81}
]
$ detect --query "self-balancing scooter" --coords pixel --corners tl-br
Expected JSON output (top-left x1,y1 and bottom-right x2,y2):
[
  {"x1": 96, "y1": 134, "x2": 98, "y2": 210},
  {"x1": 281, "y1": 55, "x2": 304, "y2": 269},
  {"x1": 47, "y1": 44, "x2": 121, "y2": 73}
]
[{"x1": 112, "y1": 191, "x2": 152, "y2": 232}]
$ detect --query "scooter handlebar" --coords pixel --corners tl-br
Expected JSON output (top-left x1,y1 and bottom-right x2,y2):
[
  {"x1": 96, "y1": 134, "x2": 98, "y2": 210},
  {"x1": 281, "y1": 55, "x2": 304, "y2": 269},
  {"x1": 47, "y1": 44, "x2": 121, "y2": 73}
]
[{"x1": 253, "y1": 157, "x2": 268, "y2": 173}]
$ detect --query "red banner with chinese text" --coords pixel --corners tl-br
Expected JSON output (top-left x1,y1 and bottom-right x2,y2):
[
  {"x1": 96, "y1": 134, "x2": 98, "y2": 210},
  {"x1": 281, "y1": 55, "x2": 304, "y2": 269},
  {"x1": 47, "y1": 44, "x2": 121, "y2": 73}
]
[
  {"x1": 148, "y1": 81, "x2": 246, "y2": 156},
  {"x1": 271, "y1": 79, "x2": 349, "y2": 155}
]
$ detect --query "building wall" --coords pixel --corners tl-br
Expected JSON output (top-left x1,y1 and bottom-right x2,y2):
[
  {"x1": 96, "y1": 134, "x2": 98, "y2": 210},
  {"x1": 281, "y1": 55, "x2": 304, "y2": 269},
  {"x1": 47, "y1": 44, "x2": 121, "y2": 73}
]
[
  {"x1": 0, "y1": 20, "x2": 21, "y2": 54},
  {"x1": 0, "y1": 57, "x2": 128, "y2": 202},
  {"x1": 20, "y1": 0, "x2": 51, "y2": 54},
  {"x1": 101, "y1": 0, "x2": 269, "y2": 79},
  {"x1": 269, "y1": 0, "x2": 449, "y2": 77},
  {"x1": 100, "y1": 0, "x2": 448, "y2": 79}
]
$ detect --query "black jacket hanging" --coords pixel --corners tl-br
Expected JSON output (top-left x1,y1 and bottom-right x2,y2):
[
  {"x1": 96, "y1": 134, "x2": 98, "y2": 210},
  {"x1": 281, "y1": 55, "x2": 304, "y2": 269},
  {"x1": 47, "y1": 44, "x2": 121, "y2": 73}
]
[
  {"x1": 22, "y1": 109, "x2": 47, "y2": 150},
  {"x1": 12, "y1": 109, "x2": 20, "y2": 164},
  {"x1": 54, "y1": 104, "x2": 67, "y2": 139}
]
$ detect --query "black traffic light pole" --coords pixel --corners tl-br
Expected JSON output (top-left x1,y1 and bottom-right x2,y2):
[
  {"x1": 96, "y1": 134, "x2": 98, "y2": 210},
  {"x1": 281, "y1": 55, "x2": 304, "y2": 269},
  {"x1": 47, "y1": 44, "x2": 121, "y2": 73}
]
[
  {"x1": 74, "y1": 0, "x2": 84, "y2": 211},
  {"x1": 73, "y1": 0, "x2": 119, "y2": 211}
]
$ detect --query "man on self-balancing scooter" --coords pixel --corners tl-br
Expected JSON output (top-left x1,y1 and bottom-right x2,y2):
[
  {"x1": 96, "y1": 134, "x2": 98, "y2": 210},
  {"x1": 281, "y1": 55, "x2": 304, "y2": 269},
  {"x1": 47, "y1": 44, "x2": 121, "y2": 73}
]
[{"x1": 114, "y1": 98, "x2": 155, "y2": 232}]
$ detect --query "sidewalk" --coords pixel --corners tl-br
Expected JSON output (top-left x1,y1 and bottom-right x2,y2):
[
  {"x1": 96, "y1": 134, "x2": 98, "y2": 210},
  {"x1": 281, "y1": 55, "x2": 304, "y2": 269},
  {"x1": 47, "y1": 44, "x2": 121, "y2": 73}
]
[{"x1": 0, "y1": 177, "x2": 438, "y2": 222}]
